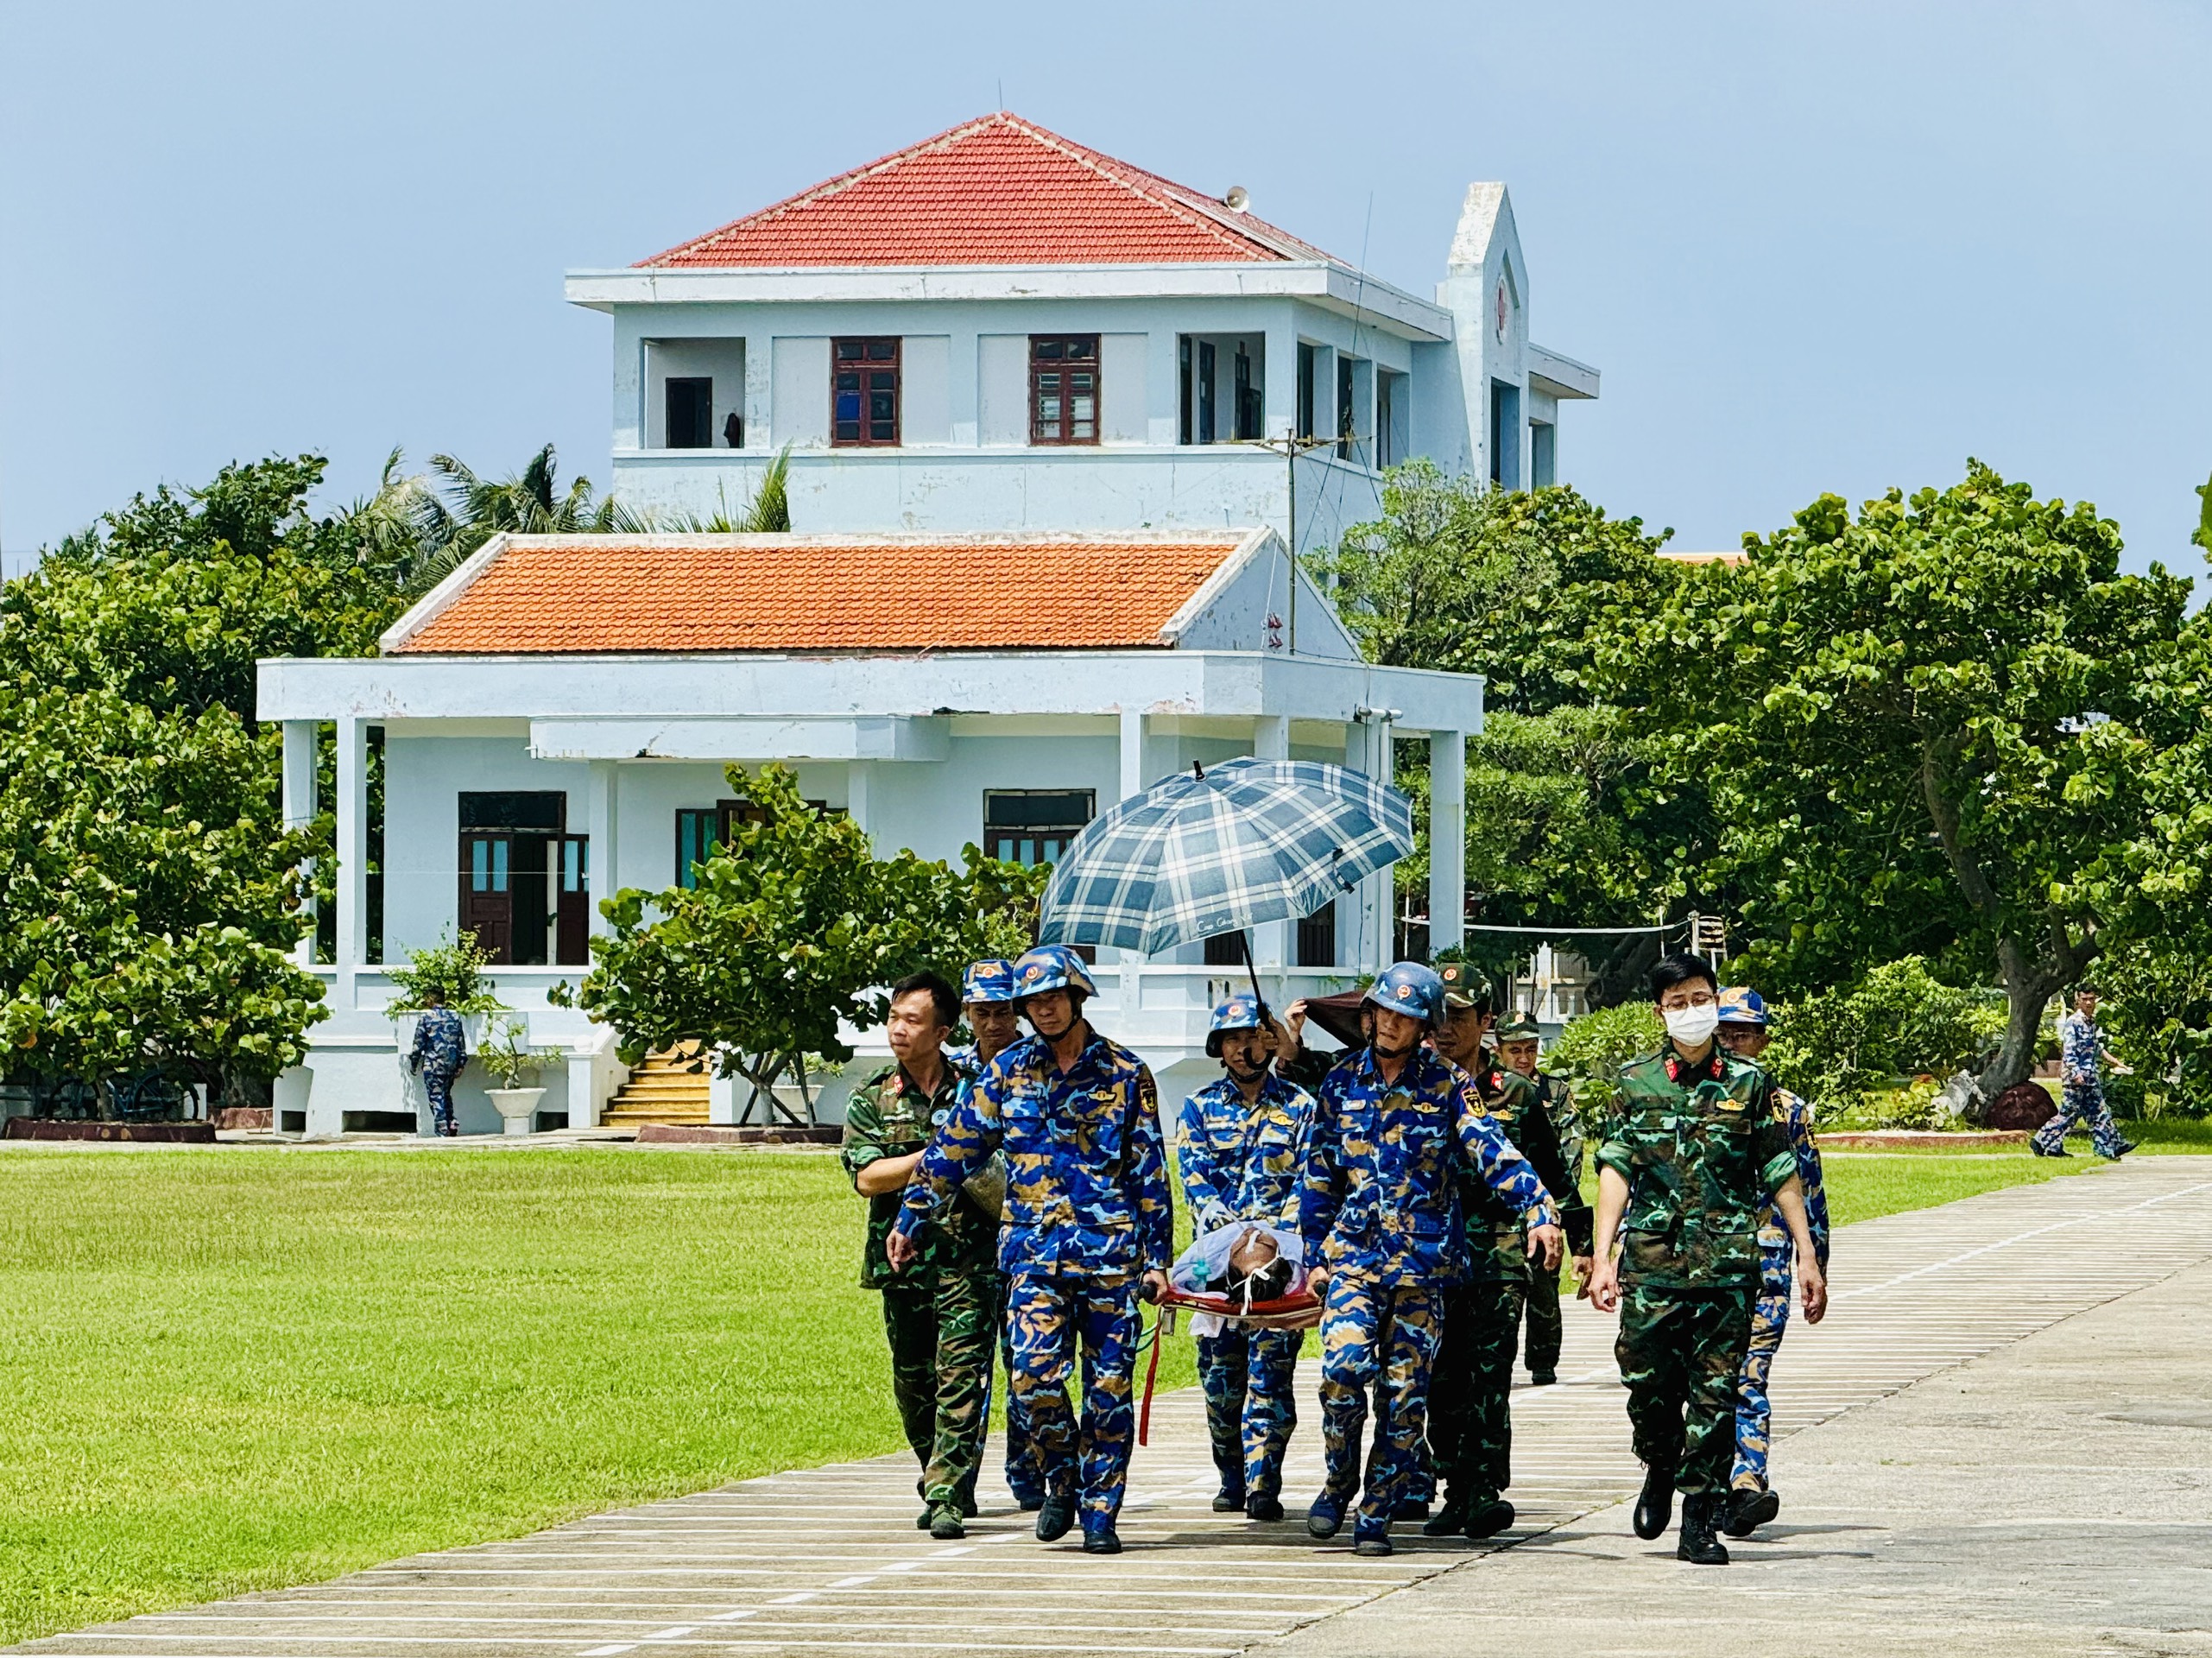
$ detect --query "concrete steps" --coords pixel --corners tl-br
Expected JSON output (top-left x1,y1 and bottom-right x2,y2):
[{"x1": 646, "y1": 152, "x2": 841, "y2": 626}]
[{"x1": 601, "y1": 1046, "x2": 711, "y2": 1127}]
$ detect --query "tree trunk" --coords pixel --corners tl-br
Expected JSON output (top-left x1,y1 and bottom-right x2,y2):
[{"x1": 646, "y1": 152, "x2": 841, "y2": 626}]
[{"x1": 1971, "y1": 935, "x2": 2072, "y2": 1109}]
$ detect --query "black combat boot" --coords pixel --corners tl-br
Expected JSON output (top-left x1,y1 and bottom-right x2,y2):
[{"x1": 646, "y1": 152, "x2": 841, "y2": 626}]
[
  {"x1": 1723, "y1": 1484, "x2": 1780, "y2": 1537},
  {"x1": 1212, "y1": 1479, "x2": 1248, "y2": 1513},
  {"x1": 927, "y1": 1503, "x2": 965, "y2": 1541},
  {"x1": 1676, "y1": 1494, "x2": 1730, "y2": 1565},
  {"x1": 1034, "y1": 1489, "x2": 1077, "y2": 1542},
  {"x1": 1422, "y1": 1486, "x2": 1474, "y2": 1537},
  {"x1": 1463, "y1": 1497, "x2": 1515, "y2": 1540},
  {"x1": 1633, "y1": 1463, "x2": 1676, "y2": 1540},
  {"x1": 1081, "y1": 1524, "x2": 1123, "y2": 1555},
  {"x1": 1245, "y1": 1490, "x2": 1286, "y2": 1522}
]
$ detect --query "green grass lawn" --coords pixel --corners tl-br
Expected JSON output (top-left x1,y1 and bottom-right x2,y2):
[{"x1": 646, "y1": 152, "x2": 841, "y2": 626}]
[{"x1": 0, "y1": 1132, "x2": 2191, "y2": 1646}]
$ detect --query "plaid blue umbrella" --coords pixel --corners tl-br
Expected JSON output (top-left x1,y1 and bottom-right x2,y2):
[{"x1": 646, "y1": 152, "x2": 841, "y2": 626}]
[{"x1": 1037, "y1": 757, "x2": 1414, "y2": 959}]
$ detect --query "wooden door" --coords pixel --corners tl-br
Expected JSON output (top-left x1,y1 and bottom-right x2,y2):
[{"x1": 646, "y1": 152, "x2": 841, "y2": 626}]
[
  {"x1": 459, "y1": 832, "x2": 513, "y2": 962},
  {"x1": 556, "y1": 835, "x2": 590, "y2": 965}
]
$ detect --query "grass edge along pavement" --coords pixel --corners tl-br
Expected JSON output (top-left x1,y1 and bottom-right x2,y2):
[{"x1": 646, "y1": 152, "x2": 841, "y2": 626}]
[{"x1": 0, "y1": 1137, "x2": 2167, "y2": 1647}]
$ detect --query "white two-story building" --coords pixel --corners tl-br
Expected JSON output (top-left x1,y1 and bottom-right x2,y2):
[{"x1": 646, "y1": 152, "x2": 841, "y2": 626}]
[{"x1": 259, "y1": 112, "x2": 1601, "y2": 1135}]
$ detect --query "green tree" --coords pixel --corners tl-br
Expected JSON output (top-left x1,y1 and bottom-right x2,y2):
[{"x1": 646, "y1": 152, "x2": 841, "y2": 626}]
[
  {"x1": 558, "y1": 764, "x2": 1044, "y2": 1122},
  {"x1": 0, "y1": 685, "x2": 326, "y2": 1092},
  {"x1": 1315, "y1": 464, "x2": 1703, "y2": 1000},
  {"x1": 1608, "y1": 460, "x2": 2191, "y2": 1098},
  {"x1": 405, "y1": 444, "x2": 645, "y2": 596}
]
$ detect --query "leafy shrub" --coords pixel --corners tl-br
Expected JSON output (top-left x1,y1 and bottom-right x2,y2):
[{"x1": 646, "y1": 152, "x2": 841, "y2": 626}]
[
  {"x1": 1545, "y1": 1001, "x2": 1663, "y2": 1123},
  {"x1": 386, "y1": 932, "x2": 505, "y2": 1014},
  {"x1": 1763, "y1": 958, "x2": 2000, "y2": 1107}
]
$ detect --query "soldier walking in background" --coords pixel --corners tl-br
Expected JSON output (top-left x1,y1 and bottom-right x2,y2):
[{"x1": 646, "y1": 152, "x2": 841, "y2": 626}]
[
  {"x1": 841, "y1": 971, "x2": 998, "y2": 1540},
  {"x1": 1588, "y1": 952, "x2": 1828, "y2": 1566},
  {"x1": 2032, "y1": 985, "x2": 2136, "y2": 1161},
  {"x1": 1421, "y1": 968, "x2": 1592, "y2": 1541},
  {"x1": 1714, "y1": 987, "x2": 1830, "y2": 1536},
  {"x1": 1174, "y1": 995, "x2": 1318, "y2": 1522},
  {"x1": 1497, "y1": 1011, "x2": 1583, "y2": 1385},
  {"x1": 1299, "y1": 963, "x2": 1563, "y2": 1557},
  {"x1": 948, "y1": 957, "x2": 1046, "y2": 1512},
  {"x1": 890, "y1": 945, "x2": 1172, "y2": 1555},
  {"x1": 407, "y1": 988, "x2": 467, "y2": 1137}
]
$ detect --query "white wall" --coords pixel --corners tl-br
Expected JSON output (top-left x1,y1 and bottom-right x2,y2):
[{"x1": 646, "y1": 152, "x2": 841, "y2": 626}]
[
  {"x1": 771, "y1": 336, "x2": 831, "y2": 448},
  {"x1": 902, "y1": 335, "x2": 951, "y2": 446},
  {"x1": 977, "y1": 335, "x2": 1027, "y2": 445},
  {"x1": 643, "y1": 339, "x2": 748, "y2": 449},
  {"x1": 1100, "y1": 332, "x2": 1147, "y2": 444}
]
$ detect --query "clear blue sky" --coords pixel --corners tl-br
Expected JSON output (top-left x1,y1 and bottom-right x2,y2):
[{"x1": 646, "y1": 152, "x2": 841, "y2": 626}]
[{"x1": 3, "y1": 0, "x2": 2207, "y2": 575}]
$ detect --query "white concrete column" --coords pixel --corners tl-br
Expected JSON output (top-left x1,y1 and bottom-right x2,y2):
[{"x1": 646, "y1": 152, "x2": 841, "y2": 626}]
[
  {"x1": 281, "y1": 720, "x2": 318, "y2": 966},
  {"x1": 1428, "y1": 729, "x2": 1465, "y2": 957},
  {"x1": 334, "y1": 717, "x2": 368, "y2": 1010},
  {"x1": 586, "y1": 762, "x2": 618, "y2": 940},
  {"x1": 1116, "y1": 708, "x2": 1147, "y2": 990},
  {"x1": 846, "y1": 761, "x2": 874, "y2": 849},
  {"x1": 1255, "y1": 714, "x2": 1292, "y2": 974}
]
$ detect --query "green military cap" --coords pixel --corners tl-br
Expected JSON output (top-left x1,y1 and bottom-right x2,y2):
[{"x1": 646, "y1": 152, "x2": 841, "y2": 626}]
[
  {"x1": 1494, "y1": 1011, "x2": 1541, "y2": 1041},
  {"x1": 1436, "y1": 961, "x2": 1495, "y2": 1011}
]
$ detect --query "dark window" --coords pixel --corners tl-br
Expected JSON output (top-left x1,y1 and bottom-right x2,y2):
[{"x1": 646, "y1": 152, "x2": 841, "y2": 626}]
[
  {"x1": 1297, "y1": 902, "x2": 1337, "y2": 968},
  {"x1": 1490, "y1": 378, "x2": 1521, "y2": 487},
  {"x1": 457, "y1": 792, "x2": 579, "y2": 965},
  {"x1": 983, "y1": 788, "x2": 1095, "y2": 868},
  {"x1": 1202, "y1": 929, "x2": 1250, "y2": 967},
  {"x1": 1337, "y1": 356, "x2": 1356, "y2": 459},
  {"x1": 1296, "y1": 344, "x2": 1317, "y2": 440},
  {"x1": 1030, "y1": 335, "x2": 1100, "y2": 445},
  {"x1": 832, "y1": 337, "x2": 901, "y2": 446},
  {"x1": 665, "y1": 377, "x2": 714, "y2": 449},
  {"x1": 1531, "y1": 421, "x2": 1556, "y2": 487},
  {"x1": 1179, "y1": 338, "x2": 1193, "y2": 445},
  {"x1": 1198, "y1": 340, "x2": 1217, "y2": 444},
  {"x1": 1376, "y1": 372, "x2": 1400, "y2": 468},
  {"x1": 1235, "y1": 346, "x2": 1261, "y2": 440}
]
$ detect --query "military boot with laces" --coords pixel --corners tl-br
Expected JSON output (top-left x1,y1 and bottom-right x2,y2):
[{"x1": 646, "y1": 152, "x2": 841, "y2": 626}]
[
  {"x1": 1633, "y1": 1462, "x2": 1676, "y2": 1540},
  {"x1": 1422, "y1": 1487, "x2": 1474, "y2": 1537},
  {"x1": 1676, "y1": 1493, "x2": 1730, "y2": 1565}
]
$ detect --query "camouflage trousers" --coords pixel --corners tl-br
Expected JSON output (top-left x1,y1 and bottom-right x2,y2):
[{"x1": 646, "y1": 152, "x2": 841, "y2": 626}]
[
  {"x1": 421, "y1": 1066, "x2": 459, "y2": 1136},
  {"x1": 881, "y1": 1267, "x2": 999, "y2": 1508},
  {"x1": 1006, "y1": 1262, "x2": 1143, "y2": 1529},
  {"x1": 1615, "y1": 1281, "x2": 1755, "y2": 1497},
  {"x1": 1523, "y1": 1256, "x2": 1563, "y2": 1376},
  {"x1": 1732, "y1": 1246, "x2": 1793, "y2": 1491},
  {"x1": 1196, "y1": 1326, "x2": 1304, "y2": 1500},
  {"x1": 1317, "y1": 1274, "x2": 1444, "y2": 1541},
  {"x1": 994, "y1": 1278, "x2": 1048, "y2": 1504},
  {"x1": 2031, "y1": 1082, "x2": 2127, "y2": 1158},
  {"x1": 1425, "y1": 1275, "x2": 1526, "y2": 1503}
]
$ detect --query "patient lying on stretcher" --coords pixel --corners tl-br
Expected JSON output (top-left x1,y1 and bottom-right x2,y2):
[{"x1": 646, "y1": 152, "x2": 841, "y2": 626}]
[{"x1": 1167, "y1": 1223, "x2": 1318, "y2": 1323}]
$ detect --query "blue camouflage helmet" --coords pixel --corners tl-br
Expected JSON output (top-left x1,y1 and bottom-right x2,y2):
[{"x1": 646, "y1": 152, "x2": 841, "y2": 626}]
[
  {"x1": 1010, "y1": 943, "x2": 1098, "y2": 1002},
  {"x1": 961, "y1": 958, "x2": 1020, "y2": 1004},
  {"x1": 1716, "y1": 985, "x2": 1771, "y2": 1028},
  {"x1": 1364, "y1": 961, "x2": 1446, "y2": 1028},
  {"x1": 1204, "y1": 993, "x2": 1268, "y2": 1058}
]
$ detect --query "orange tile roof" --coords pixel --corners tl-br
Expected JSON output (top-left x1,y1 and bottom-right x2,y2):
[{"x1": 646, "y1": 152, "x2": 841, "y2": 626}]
[
  {"x1": 639, "y1": 111, "x2": 1337, "y2": 269},
  {"x1": 390, "y1": 535, "x2": 1248, "y2": 655}
]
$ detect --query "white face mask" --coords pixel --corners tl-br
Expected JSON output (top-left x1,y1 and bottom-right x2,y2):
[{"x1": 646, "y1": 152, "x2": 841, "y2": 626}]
[{"x1": 1662, "y1": 1002, "x2": 1721, "y2": 1047}]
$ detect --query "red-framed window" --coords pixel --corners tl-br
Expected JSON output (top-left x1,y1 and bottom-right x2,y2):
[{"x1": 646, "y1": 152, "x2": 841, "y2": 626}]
[
  {"x1": 832, "y1": 338, "x2": 901, "y2": 446},
  {"x1": 1030, "y1": 335, "x2": 1100, "y2": 445}
]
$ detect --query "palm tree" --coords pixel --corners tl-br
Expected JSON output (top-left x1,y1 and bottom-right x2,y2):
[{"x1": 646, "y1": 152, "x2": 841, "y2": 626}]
[
  {"x1": 402, "y1": 445, "x2": 644, "y2": 595},
  {"x1": 649, "y1": 446, "x2": 793, "y2": 534}
]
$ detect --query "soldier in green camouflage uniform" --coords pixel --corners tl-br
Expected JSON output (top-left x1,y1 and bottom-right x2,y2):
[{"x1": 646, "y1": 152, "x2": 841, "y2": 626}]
[
  {"x1": 1587, "y1": 952, "x2": 1827, "y2": 1566},
  {"x1": 841, "y1": 971, "x2": 1002, "y2": 1541},
  {"x1": 1422, "y1": 971, "x2": 1593, "y2": 1540},
  {"x1": 1496, "y1": 1013, "x2": 1583, "y2": 1385}
]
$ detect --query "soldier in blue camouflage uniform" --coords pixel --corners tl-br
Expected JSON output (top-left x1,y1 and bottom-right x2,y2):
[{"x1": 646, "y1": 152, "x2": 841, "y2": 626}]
[
  {"x1": 1174, "y1": 994, "x2": 1318, "y2": 1522},
  {"x1": 1298, "y1": 962, "x2": 1564, "y2": 1558},
  {"x1": 945, "y1": 957, "x2": 1046, "y2": 1512},
  {"x1": 891, "y1": 945, "x2": 1172, "y2": 1555},
  {"x1": 407, "y1": 989, "x2": 467, "y2": 1136},
  {"x1": 1496, "y1": 1012, "x2": 1582, "y2": 1386},
  {"x1": 1710, "y1": 986, "x2": 1831, "y2": 1537},
  {"x1": 1422, "y1": 977, "x2": 1593, "y2": 1541},
  {"x1": 842, "y1": 971, "x2": 998, "y2": 1540},
  {"x1": 1589, "y1": 953, "x2": 1828, "y2": 1566},
  {"x1": 2031, "y1": 985, "x2": 2136, "y2": 1161}
]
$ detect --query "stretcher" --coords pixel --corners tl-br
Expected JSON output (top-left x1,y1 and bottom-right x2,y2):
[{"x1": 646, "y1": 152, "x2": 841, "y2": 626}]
[{"x1": 1135, "y1": 1286, "x2": 1324, "y2": 1446}]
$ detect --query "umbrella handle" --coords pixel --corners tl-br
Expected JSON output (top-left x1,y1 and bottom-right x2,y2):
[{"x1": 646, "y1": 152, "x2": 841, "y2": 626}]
[{"x1": 1237, "y1": 928, "x2": 1271, "y2": 1028}]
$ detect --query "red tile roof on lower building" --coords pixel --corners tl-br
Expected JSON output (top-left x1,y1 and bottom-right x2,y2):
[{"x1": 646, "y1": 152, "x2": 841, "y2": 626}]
[
  {"x1": 638, "y1": 111, "x2": 1337, "y2": 269},
  {"x1": 386, "y1": 533, "x2": 1255, "y2": 656}
]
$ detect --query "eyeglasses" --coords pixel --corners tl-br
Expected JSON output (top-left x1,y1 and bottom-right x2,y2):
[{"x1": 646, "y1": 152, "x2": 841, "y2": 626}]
[{"x1": 1657, "y1": 990, "x2": 1717, "y2": 1012}]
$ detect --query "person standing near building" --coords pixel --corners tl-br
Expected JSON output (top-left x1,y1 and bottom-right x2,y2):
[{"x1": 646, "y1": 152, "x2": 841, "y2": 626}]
[
  {"x1": 841, "y1": 971, "x2": 998, "y2": 1541},
  {"x1": 1174, "y1": 994, "x2": 1318, "y2": 1522},
  {"x1": 1421, "y1": 968, "x2": 1591, "y2": 1541},
  {"x1": 947, "y1": 957, "x2": 1046, "y2": 1512},
  {"x1": 1496, "y1": 1011, "x2": 1581, "y2": 1385},
  {"x1": 889, "y1": 945, "x2": 1172, "y2": 1555},
  {"x1": 1712, "y1": 987, "x2": 1830, "y2": 1536},
  {"x1": 407, "y1": 987, "x2": 467, "y2": 1137},
  {"x1": 2032, "y1": 985, "x2": 2136, "y2": 1161},
  {"x1": 1587, "y1": 953, "x2": 1828, "y2": 1566},
  {"x1": 1299, "y1": 962, "x2": 1564, "y2": 1558}
]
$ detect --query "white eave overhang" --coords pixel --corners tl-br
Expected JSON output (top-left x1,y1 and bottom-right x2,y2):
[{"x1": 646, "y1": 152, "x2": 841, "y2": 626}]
[
  {"x1": 257, "y1": 651, "x2": 1483, "y2": 739},
  {"x1": 564, "y1": 262, "x2": 1454, "y2": 343},
  {"x1": 1527, "y1": 343, "x2": 1600, "y2": 401}
]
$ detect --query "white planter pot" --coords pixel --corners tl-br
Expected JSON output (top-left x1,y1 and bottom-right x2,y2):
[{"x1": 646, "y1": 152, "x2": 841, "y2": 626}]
[{"x1": 487, "y1": 1086, "x2": 546, "y2": 1135}]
